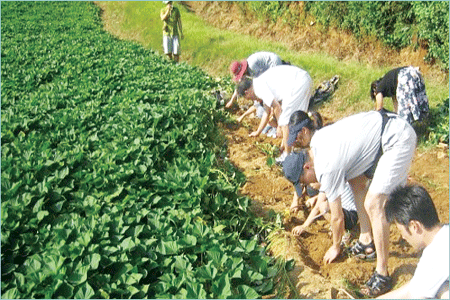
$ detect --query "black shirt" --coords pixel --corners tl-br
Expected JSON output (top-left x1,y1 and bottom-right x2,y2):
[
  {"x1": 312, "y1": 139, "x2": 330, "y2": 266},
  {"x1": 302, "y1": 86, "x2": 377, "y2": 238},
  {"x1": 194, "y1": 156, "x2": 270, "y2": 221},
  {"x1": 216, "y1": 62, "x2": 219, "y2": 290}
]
[{"x1": 376, "y1": 67, "x2": 406, "y2": 98}]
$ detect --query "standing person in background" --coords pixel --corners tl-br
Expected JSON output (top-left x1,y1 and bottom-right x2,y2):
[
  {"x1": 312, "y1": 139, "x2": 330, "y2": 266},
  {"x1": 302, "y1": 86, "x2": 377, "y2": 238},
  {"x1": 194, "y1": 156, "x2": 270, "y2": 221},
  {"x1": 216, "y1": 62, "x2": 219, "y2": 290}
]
[
  {"x1": 236, "y1": 65, "x2": 313, "y2": 164},
  {"x1": 379, "y1": 185, "x2": 449, "y2": 299},
  {"x1": 226, "y1": 51, "x2": 283, "y2": 109},
  {"x1": 370, "y1": 66, "x2": 429, "y2": 124},
  {"x1": 160, "y1": 1, "x2": 183, "y2": 62}
]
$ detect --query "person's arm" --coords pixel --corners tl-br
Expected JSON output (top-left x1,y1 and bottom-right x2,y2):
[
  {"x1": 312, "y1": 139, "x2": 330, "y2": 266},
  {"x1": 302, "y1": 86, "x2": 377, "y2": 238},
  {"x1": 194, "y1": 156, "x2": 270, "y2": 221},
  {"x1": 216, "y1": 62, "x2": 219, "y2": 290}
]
[
  {"x1": 323, "y1": 196, "x2": 345, "y2": 264},
  {"x1": 249, "y1": 106, "x2": 270, "y2": 137},
  {"x1": 306, "y1": 195, "x2": 317, "y2": 208},
  {"x1": 292, "y1": 194, "x2": 326, "y2": 236},
  {"x1": 290, "y1": 190, "x2": 301, "y2": 213},
  {"x1": 160, "y1": 5, "x2": 171, "y2": 21},
  {"x1": 237, "y1": 105, "x2": 256, "y2": 123},
  {"x1": 226, "y1": 89, "x2": 238, "y2": 108},
  {"x1": 177, "y1": 9, "x2": 183, "y2": 39},
  {"x1": 375, "y1": 92, "x2": 384, "y2": 111},
  {"x1": 280, "y1": 124, "x2": 290, "y2": 153},
  {"x1": 271, "y1": 99, "x2": 282, "y2": 121},
  {"x1": 377, "y1": 283, "x2": 413, "y2": 299}
]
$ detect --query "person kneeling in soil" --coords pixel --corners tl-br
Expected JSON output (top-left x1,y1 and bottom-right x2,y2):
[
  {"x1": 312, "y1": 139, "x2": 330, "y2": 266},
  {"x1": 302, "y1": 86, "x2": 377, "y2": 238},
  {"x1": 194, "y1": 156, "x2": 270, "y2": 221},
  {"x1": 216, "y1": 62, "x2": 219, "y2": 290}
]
[
  {"x1": 282, "y1": 110, "x2": 417, "y2": 297},
  {"x1": 236, "y1": 65, "x2": 313, "y2": 164},
  {"x1": 291, "y1": 181, "x2": 358, "y2": 246},
  {"x1": 378, "y1": 185, "x2": 449, "y2": 299}
]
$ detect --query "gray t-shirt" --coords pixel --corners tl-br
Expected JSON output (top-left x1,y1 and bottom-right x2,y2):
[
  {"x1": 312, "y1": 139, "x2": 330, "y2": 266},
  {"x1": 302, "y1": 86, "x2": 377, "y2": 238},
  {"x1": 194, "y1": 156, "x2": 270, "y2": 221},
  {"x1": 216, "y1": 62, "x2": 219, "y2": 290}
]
[
  {"x1": 311, "y1": 111, "x2": 400, "y2": 202},
  {"x1": 247, "y1": 52, "x2": 282, "y2": 78}
]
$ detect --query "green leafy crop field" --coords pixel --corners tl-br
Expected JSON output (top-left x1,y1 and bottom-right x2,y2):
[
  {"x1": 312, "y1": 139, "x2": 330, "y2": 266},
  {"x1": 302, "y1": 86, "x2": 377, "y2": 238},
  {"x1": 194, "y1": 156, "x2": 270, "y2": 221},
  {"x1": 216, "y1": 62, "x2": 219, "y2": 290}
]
[{"x1": 1, "y1": 2, "x2": 288, "y2": 298}]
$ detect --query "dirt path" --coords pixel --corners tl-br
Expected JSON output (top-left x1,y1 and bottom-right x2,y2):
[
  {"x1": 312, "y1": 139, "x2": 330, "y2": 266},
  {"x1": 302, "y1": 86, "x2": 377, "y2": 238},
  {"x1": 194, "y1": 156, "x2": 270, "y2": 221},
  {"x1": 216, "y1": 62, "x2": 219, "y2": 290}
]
[{"x1": 223, "y1": 103, "x2": 449, "y2": 298}]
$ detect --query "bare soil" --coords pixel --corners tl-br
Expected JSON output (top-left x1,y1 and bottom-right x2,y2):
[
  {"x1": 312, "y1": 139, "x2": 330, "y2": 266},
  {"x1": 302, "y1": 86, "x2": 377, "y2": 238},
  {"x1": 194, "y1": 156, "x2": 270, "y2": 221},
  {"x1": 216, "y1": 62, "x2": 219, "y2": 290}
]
[
  {"x1": 222, "y1": 107, "x2": 448, "y2": 298},
  {"x1": 97, "y1": 2, "x2": 449, "y2": 298}
]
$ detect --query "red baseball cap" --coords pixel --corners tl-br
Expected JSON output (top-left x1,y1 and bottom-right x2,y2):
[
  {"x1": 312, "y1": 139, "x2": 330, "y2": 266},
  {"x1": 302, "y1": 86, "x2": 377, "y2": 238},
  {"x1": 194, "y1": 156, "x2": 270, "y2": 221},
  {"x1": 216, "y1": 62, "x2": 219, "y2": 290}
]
[{"x1": 229, "y1": 60, "x2": 248, "y2": 82}]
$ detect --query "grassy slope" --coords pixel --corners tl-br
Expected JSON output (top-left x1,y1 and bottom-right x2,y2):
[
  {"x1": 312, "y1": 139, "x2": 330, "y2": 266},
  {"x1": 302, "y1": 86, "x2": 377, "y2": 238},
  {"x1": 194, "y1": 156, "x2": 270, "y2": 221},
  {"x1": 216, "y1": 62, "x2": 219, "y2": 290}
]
[{"x1": 99, "y1": 1, "x2": 448, "y2": 133}]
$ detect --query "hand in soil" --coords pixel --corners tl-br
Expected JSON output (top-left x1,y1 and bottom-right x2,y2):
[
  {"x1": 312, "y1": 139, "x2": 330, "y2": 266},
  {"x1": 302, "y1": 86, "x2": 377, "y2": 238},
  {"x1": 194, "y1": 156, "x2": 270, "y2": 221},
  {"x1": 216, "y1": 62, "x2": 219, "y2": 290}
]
[
  {"x1": 290, "y1": 198, "x2": 301, "y2": 213},
  {"x1": 249, "y1": 131, "x2": 260, "y2": 137},
  {"x1": 323, "y1": 244, "x2": 341, "y2": 264},
  {"x1": 292, "y1": 225, "x2": 307, "y2": 236},
  {"x1": 290, "y1": 205, "x2": 301, "y2": 214}
]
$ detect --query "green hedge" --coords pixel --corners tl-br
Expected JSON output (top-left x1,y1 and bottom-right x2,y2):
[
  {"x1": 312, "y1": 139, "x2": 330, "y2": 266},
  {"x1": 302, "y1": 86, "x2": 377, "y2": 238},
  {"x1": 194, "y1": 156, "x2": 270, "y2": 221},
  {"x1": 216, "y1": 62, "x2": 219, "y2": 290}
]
[{"x1": 238, "y1": 1, "x2": 449, "y2": 70}]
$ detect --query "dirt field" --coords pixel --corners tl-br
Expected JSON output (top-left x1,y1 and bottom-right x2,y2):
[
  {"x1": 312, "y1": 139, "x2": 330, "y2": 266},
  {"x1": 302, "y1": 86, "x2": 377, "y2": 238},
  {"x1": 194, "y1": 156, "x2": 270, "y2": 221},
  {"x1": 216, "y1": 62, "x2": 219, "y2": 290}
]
[{"x1": 222, "y1": 105, "x2": 448, "y2": 298}]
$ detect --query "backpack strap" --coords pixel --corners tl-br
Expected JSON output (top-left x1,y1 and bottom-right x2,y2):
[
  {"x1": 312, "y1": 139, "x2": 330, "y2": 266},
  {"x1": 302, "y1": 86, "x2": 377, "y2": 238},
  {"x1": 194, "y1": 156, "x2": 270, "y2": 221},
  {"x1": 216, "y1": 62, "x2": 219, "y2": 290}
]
[{"x1": 364, "y1": 109, "x2": 393, "y2": 179}]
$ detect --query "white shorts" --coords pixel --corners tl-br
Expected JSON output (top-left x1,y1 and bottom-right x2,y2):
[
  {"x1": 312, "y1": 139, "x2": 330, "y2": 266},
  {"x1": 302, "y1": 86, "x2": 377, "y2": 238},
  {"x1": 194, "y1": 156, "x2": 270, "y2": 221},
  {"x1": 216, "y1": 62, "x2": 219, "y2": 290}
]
[
  {"x1": 163, "y1": 35, "x2": 180, "y2": 55},
  {"x1": 368, "y1": 119, "x2": 417, "y2": 195}
]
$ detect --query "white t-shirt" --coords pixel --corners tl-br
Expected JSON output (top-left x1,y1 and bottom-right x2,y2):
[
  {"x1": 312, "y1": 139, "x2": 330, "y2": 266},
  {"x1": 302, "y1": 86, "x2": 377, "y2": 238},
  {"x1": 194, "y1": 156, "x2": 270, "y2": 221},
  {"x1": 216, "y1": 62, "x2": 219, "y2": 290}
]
[
  {"x1": 311, "y1": 111, "x2": 404, "y2": 202},
  {"x1": 408, "y1": 225, "x2": 449, "y2": 298},
  {"x1": 253, "y1": 65, "x2": 312, "y2": 126},
  {"x1": 247, "y1": 52, "x2": 282, "y2": 78}
]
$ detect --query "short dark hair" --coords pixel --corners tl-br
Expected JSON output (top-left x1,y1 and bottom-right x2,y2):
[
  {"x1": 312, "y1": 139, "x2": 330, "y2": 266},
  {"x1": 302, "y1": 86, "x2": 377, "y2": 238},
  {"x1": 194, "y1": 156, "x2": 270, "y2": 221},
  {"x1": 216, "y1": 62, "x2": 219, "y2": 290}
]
[
  {"x1": 236, "y1": 76, "x2": 253, "y2": 97},
  {"x1": 385, "y1": 185, "x2": 440, "y2": 229},
  {"x1": 370, "y1": 79, "x2": 381, "y2": 101}
]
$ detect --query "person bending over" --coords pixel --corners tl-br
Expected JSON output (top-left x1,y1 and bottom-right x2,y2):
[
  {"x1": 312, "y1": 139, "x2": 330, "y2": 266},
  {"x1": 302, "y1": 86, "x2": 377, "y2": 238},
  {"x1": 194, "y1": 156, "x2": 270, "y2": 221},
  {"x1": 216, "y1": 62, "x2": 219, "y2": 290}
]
[
  {"x1": 226, "y1": 51, "x2": 283, "y2": 109},
  {"x1": 370, "y1": 66, "x2": 429, "y2": 124},
  {"x1": 236, "y1": 65, "x2": 313, "y2": 164},
  {"x1": 282, "y1": 110, "x2": 417, "y2": 296}
]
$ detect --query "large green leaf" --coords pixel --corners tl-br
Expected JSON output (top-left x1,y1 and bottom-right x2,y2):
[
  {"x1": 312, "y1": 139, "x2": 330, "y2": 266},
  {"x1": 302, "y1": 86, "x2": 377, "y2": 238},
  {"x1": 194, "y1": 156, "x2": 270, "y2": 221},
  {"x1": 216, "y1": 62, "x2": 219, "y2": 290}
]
[
  {"x1": 53, "y1": 281, "x2": 74, "y2": 299},
  {"x1": 186, "y1": 282, "x2": 208, "y2": 299},
  {"x1": 156, "y1": 240, "x2": 181, "y2": 255},
  {"x1": 74, "y1": 282, "x2": 95, "y2": 299},
  {"x1": 211, "y1": 274, "x2": 232, "y2": 299},
  {"x1": 237, "y1": 285, "x2": 260, "y2": 299}
]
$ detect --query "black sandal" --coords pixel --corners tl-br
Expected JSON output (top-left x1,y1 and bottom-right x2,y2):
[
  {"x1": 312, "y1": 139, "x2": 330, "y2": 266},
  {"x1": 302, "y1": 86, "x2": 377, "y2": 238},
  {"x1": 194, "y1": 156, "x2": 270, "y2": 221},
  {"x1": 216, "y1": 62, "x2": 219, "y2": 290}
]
[
  {"x1": 361, "y1": 271, "x2": 393, "y2": 297},
  {"x1": 347, "y1": 240, "x2": 377, "y2": 261}
]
